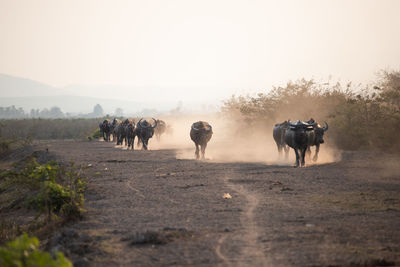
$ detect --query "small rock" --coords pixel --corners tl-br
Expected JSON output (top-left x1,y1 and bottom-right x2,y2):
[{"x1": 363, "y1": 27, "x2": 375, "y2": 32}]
[{"x1": 223, "y1": 193, "x2": 232, "y2": 199}]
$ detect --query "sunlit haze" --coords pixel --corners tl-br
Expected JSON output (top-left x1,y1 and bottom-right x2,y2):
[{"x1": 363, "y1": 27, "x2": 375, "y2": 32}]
[{"x1": 1, "y1": 0, "x2": 400, "y2": 106}]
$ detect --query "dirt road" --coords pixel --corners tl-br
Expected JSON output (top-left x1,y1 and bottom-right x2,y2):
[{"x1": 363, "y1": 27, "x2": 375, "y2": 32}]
[{"x1": 37, "y1": 140, "x2": 400, "y2": 266}]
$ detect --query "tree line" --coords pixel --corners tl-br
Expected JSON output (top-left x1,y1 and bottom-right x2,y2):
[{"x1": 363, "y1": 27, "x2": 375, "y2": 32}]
[{"x1": 0, "y1": 104, "x2": 105, "y2": 119}]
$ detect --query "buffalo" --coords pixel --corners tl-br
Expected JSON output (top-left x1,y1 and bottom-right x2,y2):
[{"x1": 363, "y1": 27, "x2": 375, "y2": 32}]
[
  {"x1": 190, "y1": 121, "x2": 213, "y2": 160},
  {"x1": 284, "y1": 120, "x2": 314, "y2": 167},
  {"x1": 122, "y1": 119, "x2": 134, "y2": 146},
  {"x1": 110, "y1": 118, "x2": 122, "y2": 142},
  {"x1": 136, "y1": 118, "x2": 158, "y2": 150},
  {"x1": 126, "y1": 120, "x2": 136, "y2": 150},
  {"x1": 306, "y1": 121, "x2": 328, "y2": 162},
  {"x1": 154, "y1": 119, "x2": 167, "y2": 141},
  {"x1": 114, "y1": 123, "x2": 125, "y2": 145},
  {"x1": 99, "y1": 119, "x2": 111, "y2": 142},
  {"x1": 273, "y1": 120, "x2": 290, "y2": 160},
  {"x1": 114, "y1": 119, "x2": 131, "y2": 145}
]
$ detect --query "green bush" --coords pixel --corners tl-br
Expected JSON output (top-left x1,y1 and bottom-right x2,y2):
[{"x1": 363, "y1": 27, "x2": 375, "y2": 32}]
[
  {"x1": 26, "y1": 161, "x2": 86, "y2": 220},
  {"x1": 88, "y1": 128, "x2": 102, "y2": 140},
  {"x1": 0, "y1": 233, "x2": 72, "y2": 267},
  {"x1": 1, "y1": 158, "x2": 86, "y2": 221},
  {"x1": 0, "y1": 137, "x2": 31, "y2": 156}
]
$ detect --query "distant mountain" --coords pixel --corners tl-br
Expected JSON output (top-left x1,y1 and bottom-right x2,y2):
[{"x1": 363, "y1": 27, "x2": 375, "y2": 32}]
[
  {"x1": 0, "y1": 73, "x2": 62, "y2": 97},
  {"x1": 0, "y1": 73, "x2": 221, "y2": 115},
  {"x1": 0, "y1": 74, "x2": 167, "y2": 114}
]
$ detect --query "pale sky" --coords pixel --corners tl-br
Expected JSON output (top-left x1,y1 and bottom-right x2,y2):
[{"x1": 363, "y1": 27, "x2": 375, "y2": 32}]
[{"x1": 1, "y1": 0, "x2": 400, "y2": 100}]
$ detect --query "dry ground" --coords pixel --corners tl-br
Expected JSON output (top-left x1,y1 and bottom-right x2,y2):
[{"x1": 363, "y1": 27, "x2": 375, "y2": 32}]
[{"x1": 25, "y1": 140, "x2": 400, "y2": 266}]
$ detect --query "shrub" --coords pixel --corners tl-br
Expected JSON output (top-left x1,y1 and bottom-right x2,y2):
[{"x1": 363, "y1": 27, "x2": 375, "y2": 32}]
[
  {"x1": 26, "y1": 161, "x2": 86, "y2": 220},
  {"x1": 0, "y1": 233, "x2": 72, "y2": 267},
  {"x1": 0, "y1": 137, "x2": 31, "y2": 157},
  {"x1": 0, "y1": 221, "x2": 21, "y2": 244},
  {"x1": 88, "y1": 128, "x2": 102, "y2": 141},
  {"x1": 1, "y1": 158, "x2": 86, "y2": 222}
]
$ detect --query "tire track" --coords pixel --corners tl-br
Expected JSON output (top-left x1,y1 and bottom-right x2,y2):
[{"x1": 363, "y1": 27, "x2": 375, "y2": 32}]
[
  {"x1": 126, "y1": 179, "x2": 145, "y2": 199},
  {"x1": 216, "y1": 174, "x2": 270, "y2": 266},
  {"x1": 215, "y1": 234, "x2": 233, "y2": 266}
]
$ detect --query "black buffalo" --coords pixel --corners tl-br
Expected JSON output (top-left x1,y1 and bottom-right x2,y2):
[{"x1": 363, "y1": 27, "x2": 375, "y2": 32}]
[
  {"x1": 154, "y1": 119, "x2": 167, "y2": 141},
  {"x1": 122, "y1": 119, "x2": 134, "y2": 146},
  {"x1": 136, "y1": 118, "x2": 158, "y2": 150},
  {"x1": 306, "y1": 121, "x2": 328, "y2": 162},
  {"x1": 99, "y1": 119, "x2": 111, "y2": 142},
  {"x1": 114, "y1": 123, "x2": 125, "y2": 145},
  {"x1": 114, "y1": 119, "x2": 131, "y2": 146},
  {"x1": 284, "y1": 120, "x2": 314, "y2": 167},
  {"x1": 190, "y1": 121, "x2": 213, "y2": 160},
  {"x1": 110, "y1": 118, "x2": 122, "y2": 142},
  {"x1": 126, "y1": 120, "x2": 136, "y2": 150},
  {"x1": 273, "y1": 120, "x2": 290, "y2": 160}
]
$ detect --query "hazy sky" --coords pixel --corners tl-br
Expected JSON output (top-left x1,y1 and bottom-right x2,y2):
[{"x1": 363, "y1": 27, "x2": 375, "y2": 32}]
[{"x1": 1, "y1": 0, "x2": 400, "y2": 100}]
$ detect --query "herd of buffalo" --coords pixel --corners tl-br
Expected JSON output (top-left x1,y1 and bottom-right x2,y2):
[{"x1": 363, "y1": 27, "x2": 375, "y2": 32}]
[
  {"x1": 99, "y1": 117, "x2": 328, "y2": 167},
  {"x1": 273, "y1": 119, "x2": 328, "y2": 167},
  {"x1": 99, "y1": 118, "x2": 213, "y2": 159}
]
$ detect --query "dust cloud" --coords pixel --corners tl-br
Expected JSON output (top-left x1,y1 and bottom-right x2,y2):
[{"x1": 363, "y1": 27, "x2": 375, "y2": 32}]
[{"x1": 146, "y1": 113, "x2": 341, "y2": 166}]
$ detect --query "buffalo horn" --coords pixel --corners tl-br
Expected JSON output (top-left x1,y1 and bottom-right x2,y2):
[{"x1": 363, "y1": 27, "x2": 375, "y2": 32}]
[
  {"x1": 138, "y1": 118, "x2": 145, "y2": 127},
  {"x1": 323, "y1": 121, "x2": 328, "y2": 131},
  {"x1": 151, "y1": 118, "x2": 158, "y2": 128}
]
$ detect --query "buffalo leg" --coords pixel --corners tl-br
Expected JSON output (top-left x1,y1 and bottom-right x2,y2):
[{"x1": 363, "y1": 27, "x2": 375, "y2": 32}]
[
  {"x1": 284, "y1": 145, "x2": 289, "y2": 160},
  {"x1": 195, "y1": 144, "x2": 200, "y2": 159},
  {"x1": 132, "y1": 136, "x2": 135, "y2": 150},
  {"x1": 276, "y1": 144, "x2": 282, "y2": 158},
  {"x1": 301, "y1": 148, "x2": 307, "y2": 167},
  {"x1": 201, "y1": 143, "x2": 207, "y2": 160},
  {"x1": 294, "y1": 148, "x2": 300, "y2": 167},
  {"x1": 142, "y1": 139, "x2": 148, "y2": 150},
  {"x1": 313, "y1": 144, "x2": 320, "y2": 162},
  {"x1": 306, "y1": 146, "x2": 312, "y2": 159}
]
